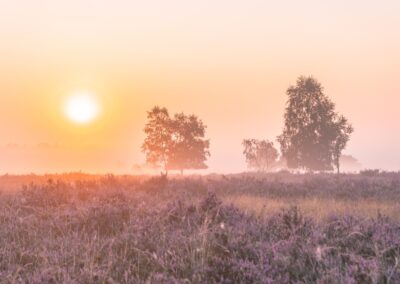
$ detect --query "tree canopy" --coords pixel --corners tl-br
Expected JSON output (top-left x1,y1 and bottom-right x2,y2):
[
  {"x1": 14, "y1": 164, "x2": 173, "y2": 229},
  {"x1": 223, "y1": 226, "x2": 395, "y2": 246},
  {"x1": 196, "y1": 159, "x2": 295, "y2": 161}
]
[
  {"x1": 142, "y1": 106, "x2": 210, "y2": 175},
  {"x1": 242, "y1": 139, "x2": 278, "y2": 172},
  {"x1": 277, "y1": 76, "x2": 353, "y2": 172}
]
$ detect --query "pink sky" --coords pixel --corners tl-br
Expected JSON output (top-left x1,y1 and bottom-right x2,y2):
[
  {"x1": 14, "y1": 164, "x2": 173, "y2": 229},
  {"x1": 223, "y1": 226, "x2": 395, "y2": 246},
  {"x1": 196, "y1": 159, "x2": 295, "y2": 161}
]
[{"x1": 0, "y1": 0, "x2": 399, "y2": 173}]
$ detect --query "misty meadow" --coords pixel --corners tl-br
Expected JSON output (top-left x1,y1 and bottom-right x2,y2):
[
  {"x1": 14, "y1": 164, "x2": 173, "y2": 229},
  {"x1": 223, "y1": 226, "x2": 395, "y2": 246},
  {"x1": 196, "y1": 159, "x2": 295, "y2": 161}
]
[
  {"x1": 2, "y1": 1, "x2": 400, "y2": 283},
  {"x1": 0, "y1": 173, "x2": 399, "y2": 283},
  {"x1": 1, "y1": 76, "x2": 399, "y2": 284}
]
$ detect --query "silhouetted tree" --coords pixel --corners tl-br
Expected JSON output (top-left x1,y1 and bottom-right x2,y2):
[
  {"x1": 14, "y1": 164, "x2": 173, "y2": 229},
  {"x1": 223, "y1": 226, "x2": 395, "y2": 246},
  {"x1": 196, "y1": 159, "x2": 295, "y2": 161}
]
[
  {"x1": 242, "y1": 139, "x2": 278, "y2": 172},
  {"x1": 332, "y1": 116, "x2": 354, "y2": 173},
  {"x1": 142, "y1": 107, "x2": 172, "y2": 174},
  {"x1": 142, "y1": 106, "x2": 210, "y2": 175},
  {"x1": 277, "y1": 76, "x2": 353, "y2": 172},
  {"x1": 168, "y1": 112, "x2": 210, "y2": 174}
]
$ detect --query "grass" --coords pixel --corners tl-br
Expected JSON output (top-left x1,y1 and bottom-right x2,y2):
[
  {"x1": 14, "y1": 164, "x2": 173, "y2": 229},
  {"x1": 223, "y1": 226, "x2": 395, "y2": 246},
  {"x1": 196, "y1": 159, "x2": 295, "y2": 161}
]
[
  {"x1": 0, "y1": 172, "x2": 399, "y2": 283},
  {"x1": 224, "y1": 195, "x2": 400, "y2": 221}
]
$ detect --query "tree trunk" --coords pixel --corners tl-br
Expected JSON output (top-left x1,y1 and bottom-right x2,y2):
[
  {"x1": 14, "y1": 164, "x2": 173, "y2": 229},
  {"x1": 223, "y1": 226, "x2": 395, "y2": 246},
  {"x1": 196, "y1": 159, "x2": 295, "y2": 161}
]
[
  {"x1": 336, "y1": 156, "x2": 340, "y2": 174},
  {"x1": 180, "y1": 169, "x2": 184, "y2": 175}
]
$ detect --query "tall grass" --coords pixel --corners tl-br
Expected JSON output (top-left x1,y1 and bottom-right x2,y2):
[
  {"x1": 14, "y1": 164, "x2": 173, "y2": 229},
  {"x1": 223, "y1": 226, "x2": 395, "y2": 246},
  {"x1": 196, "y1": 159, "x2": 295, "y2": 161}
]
[{"x1": 0, "y1": 173, "x2": 399, "y2": 283}]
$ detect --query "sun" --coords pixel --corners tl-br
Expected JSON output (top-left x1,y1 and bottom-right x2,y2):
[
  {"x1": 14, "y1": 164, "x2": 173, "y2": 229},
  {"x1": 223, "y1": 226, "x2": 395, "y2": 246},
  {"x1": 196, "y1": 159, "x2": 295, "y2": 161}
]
[{"x1": 64, "y1": 92, "x2": 100, "y2": 124}]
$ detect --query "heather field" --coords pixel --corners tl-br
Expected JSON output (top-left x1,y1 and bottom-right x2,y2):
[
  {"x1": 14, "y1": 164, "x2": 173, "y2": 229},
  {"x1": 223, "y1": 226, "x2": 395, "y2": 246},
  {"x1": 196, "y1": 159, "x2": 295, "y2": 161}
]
[{"x1": 0, "y1": 173, "x2": 400, "y2": 283}]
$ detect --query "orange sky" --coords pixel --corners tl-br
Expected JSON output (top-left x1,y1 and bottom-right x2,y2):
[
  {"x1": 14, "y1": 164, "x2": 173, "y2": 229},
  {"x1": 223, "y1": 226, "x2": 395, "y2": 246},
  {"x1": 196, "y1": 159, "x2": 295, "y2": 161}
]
[{"x1": 1, "y1": 0, "x2": 399, "y2": 174}]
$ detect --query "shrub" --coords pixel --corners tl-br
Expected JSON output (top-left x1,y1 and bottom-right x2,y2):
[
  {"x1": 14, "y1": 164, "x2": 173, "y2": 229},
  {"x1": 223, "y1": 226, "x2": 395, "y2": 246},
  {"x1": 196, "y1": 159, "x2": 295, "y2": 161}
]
[{"x1": 360, "y1": 169, "x2": 381, "y2": 177}]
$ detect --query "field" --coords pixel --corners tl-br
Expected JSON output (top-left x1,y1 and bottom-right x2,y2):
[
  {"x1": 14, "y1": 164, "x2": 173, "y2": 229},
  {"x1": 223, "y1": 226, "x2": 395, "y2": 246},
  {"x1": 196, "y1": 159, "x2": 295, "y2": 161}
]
[{"x1": 0, "y1": 173, "x2": 399, "y2": 283}]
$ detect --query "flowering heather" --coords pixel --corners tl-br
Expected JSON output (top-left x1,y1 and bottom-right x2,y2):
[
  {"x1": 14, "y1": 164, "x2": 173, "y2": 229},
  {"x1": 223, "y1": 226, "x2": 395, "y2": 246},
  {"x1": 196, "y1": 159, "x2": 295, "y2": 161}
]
[{"x1": 0, "y1": 173, "x2": 399, "y2": 283}]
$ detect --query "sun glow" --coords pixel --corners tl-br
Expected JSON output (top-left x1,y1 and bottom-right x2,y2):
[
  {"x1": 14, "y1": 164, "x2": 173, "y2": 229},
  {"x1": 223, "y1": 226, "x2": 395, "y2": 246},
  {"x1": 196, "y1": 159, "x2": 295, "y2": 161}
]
[{"x1": 64, "y1": 92, "x2": 100, "y2": 124}]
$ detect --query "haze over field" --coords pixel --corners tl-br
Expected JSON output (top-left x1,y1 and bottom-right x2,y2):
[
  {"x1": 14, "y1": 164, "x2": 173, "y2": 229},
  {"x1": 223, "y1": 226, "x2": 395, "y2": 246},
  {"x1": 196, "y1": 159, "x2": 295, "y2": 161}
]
[{"x1": 1, "y1": 0, "x2": 400, "y2": 174}]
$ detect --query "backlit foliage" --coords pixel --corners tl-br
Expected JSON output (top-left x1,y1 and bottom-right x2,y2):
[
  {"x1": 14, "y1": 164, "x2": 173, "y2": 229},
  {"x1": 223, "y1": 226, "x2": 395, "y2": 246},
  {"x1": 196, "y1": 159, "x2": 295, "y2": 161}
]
[{"x1": 142, "y1": 106, "x2": 210, "y2": 175}]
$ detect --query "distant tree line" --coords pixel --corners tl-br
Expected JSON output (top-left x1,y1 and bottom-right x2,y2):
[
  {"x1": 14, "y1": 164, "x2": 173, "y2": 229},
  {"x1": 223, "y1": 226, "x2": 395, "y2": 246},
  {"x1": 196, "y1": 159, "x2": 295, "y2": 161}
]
[{"x1": 142, "y1": 76, "x2": 353, "y2": 175}]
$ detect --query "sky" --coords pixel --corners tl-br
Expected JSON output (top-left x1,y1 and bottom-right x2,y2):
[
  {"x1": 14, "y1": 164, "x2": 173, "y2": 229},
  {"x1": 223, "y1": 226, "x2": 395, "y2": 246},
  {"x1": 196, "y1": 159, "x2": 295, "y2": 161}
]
[{"x1": 0, "y1": 0, "x2": 399, "y2": 174}]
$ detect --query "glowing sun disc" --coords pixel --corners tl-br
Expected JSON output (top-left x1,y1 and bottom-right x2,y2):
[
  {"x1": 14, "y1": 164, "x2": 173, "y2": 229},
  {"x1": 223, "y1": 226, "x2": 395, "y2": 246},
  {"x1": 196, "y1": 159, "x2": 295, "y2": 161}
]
[{"x1": 64, "y1": 92, "x2": 100, "y2": 124}]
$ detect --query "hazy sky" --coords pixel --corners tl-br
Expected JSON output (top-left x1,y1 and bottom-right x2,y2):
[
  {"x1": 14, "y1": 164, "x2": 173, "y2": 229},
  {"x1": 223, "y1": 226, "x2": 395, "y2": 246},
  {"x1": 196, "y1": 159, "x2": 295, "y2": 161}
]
[{"x1": 1, "y1": 0, "x2": 399, "y2": 173}]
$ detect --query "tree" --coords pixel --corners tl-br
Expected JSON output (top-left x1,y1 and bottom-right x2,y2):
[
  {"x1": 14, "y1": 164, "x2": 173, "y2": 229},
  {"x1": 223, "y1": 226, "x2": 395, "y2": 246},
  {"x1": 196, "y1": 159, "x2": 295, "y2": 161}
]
[
  {"x1": 167, "y1": 112, "x2": 210, "y2": 174},
  {"x1": 332, "y1": 116, "x2": 354, "y2": 173},
  {"x1": 242, "y1": 139, "x2": 278, "y2": 172},
  {"x1": 141, "y1": 107, "x2": 172, "y2": 174},
  {"x1": 142, "y1": 106, "x2": 210, "y2": 175},
  {"x1": 277, "y1": 76, "x2": 353, "y2": 172}
]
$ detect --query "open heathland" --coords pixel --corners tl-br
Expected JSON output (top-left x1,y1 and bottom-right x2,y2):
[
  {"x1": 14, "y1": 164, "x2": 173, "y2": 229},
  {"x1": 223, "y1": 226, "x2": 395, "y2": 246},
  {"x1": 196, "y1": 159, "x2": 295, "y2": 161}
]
[{"x1": 0, "y1": 173, "x2": 399, "y2": 283}]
